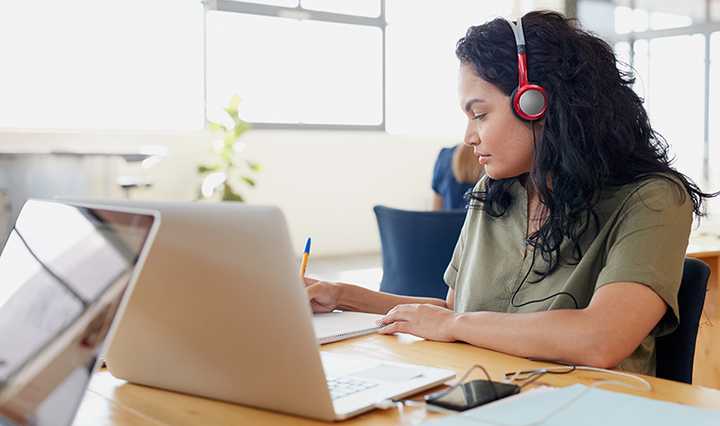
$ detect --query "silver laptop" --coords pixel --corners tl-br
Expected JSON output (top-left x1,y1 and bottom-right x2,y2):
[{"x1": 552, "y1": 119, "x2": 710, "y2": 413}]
[
  {"x1": 60, "y1": 199, "x2": 455, "y2": 421},
  {"x1": 0, "y1": 199, "x2": 159, "y2": 426}
]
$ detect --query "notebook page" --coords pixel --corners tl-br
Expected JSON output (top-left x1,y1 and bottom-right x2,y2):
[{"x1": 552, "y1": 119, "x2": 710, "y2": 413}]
[{"x1": 312, "y1": 311, "x2": 387, "y2": 344}]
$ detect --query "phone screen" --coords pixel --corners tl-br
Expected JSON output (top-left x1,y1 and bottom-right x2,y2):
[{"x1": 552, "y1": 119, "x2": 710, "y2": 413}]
[{"x1": 425, "y1": 380, "x2": 520, "y2": 411}]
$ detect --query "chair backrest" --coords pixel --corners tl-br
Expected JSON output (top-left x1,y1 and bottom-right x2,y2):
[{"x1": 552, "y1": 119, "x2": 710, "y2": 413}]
[
  {"x1": 373, "y1": 205, "x2": 466, "y2": 299},
  {"x1": 655, "y1": 257, "x2": 710, "y2": 384}
]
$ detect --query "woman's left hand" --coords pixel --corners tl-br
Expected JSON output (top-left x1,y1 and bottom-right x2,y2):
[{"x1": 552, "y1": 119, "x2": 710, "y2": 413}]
[{"x1": 377, "y1": 303, "x2": 458, "y2": 342}]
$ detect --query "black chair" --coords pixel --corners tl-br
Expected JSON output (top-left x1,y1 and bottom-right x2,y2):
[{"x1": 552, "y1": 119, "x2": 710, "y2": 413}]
[
  {"x1": 655, "y1": 257, "x2": 710, "y2": 384},
  {"x1": 373, "y1": 205, "x2": 466, "y2": 299}
]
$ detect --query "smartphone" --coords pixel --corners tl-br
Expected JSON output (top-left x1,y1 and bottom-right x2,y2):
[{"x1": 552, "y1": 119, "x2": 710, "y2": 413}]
[{"x1": 424, "y1": 380, "x2": 520, "y2": 411}]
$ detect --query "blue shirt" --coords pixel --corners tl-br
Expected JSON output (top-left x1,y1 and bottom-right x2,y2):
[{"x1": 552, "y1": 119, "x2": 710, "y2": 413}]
[{"x1": 432, "y1": 147, "x2": 475, "y2": 210}]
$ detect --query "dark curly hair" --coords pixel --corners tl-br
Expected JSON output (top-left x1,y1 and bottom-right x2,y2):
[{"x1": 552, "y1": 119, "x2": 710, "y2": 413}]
[{"x1": 456, "y1": 10, "x2": 715, "y2": 279}]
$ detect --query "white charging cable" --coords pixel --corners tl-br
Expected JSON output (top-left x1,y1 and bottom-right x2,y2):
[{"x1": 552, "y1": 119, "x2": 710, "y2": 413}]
[{"x1": 374, "y1": 364, "x2": 652, "y2": 426}]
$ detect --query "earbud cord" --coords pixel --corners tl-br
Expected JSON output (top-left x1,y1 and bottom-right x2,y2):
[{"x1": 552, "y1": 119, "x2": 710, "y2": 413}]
[
  {"x1": 511, "y1": 122, "x2": 578, "y2": 310},
  {"x1": 509, "y1": 258, "x2": 579, "y2": 309}
]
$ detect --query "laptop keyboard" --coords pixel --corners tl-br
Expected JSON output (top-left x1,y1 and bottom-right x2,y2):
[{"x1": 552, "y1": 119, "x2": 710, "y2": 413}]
[{"x1": 326, "y1": 376, "x2": 378, "y2": 400}]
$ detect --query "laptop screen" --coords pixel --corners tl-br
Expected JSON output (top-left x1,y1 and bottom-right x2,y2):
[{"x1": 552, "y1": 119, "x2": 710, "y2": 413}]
[{"x1": 0, "y1": 199, "x2": 158, "y2": 426}]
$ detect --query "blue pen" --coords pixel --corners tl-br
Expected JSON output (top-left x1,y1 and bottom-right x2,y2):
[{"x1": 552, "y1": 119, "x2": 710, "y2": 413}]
[{"x1": 300, "y1": 237, "x2": 311, "y2": 277}]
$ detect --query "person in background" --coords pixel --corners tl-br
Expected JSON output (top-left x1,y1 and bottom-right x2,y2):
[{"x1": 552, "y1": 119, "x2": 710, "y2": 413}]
[
  {"x1": 305, "y1": 10, "x2": 717, "y2": 375},
  {"x1": 430, "y1": 144, "x2": 485, "y2": 211}
]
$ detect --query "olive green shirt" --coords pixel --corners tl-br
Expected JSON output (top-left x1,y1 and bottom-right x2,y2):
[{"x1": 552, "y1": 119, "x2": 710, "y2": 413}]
[{"x1": 444, "y1": 176, "x2": 693, "y2": 375}]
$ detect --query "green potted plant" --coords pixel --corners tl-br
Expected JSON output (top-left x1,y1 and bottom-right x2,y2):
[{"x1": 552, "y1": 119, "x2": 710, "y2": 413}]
[{"x1": 198, "y1": 94, "x2": 259, "y2": 201}]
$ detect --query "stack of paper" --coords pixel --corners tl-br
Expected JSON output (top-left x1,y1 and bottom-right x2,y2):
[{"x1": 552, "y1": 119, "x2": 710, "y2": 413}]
[{"x1": 426, "y1": 384, "x2": 720, "y2": 425}]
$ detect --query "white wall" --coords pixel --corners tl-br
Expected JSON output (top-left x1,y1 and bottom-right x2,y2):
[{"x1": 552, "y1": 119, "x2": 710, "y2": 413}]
[
  {"x1": 0, "y1": 129, "x2": 459, "y2": 257},
  {"x1": 237, "y1": 130, "x2": 459, "y2": 257}
]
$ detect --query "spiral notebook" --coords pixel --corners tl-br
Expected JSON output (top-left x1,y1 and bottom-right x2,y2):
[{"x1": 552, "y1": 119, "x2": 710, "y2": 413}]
[{"x1": 313, "y1": 311, "x2": 387, "y2": 344}]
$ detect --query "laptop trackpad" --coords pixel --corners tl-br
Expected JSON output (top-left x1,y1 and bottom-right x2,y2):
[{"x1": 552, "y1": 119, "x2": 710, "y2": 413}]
[
  {"x1": 322, "y1": 353, "x2": 426, "y2": 383},
  {"x1": 349, "y1": 364, "x2": 424, "y2": 382}
]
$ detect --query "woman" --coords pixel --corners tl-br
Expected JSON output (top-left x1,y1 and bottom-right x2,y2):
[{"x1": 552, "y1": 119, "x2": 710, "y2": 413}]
[
  {"x1": 430, "y1": 144, "x2": 484, "y2": 211},
  {"x1": 305, "y1": 11, "x2": 714, "y2": 375}
]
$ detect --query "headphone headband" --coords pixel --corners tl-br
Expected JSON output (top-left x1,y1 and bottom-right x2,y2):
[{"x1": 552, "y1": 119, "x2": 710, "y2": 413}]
[
  {"x1": 506, "y1": 17, "x2": 547, "y2": 121},
  {"x1": 507, "y1": 16, "x2": 526, "y2": 48}
]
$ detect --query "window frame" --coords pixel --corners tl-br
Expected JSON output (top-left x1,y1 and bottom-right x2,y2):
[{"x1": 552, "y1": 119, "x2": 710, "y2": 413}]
[
  {"x1": 613, "y1": 21, "x2": 719, "y2": 186},
  {"x1": 206, "y1": 0, "x2": 387, "y2": 131}
]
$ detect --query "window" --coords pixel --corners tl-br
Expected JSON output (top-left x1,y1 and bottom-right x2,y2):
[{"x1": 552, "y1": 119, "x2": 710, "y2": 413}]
[
  {"x1": 579, "y1": 0, "x2": 720, "y2": 210},
  {"x1": 617, "y1": 34, "x2": 706, "y2": 186},
  {"x1": 205, "y1": 6, "x2": 384, "y2": 128},
  {"x1": 0, "y1": 0, "x2": 205, "y2": 131},
  {"x1": 644, "y1": 34, "x2": 705, "y2": 186}
]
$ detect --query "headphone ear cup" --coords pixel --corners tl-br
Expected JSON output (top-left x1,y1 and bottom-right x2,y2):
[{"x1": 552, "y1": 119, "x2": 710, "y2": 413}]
[
  {"x1": 511, "y1": 84, "x2": 547, "y2": 121},
  {"x1": 510, "y1": 87, "x2": 522, "y2": 119}
]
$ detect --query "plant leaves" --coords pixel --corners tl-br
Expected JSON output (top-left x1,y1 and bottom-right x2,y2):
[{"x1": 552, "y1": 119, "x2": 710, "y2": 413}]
[
  {"x1": 199, "y1": 94, "x2": 259, "y2": 202},
  {"x1": 208, "y1": 121, "x2": 225, "y2": 132},
  {"x1": 198, "y1": 164, "x2": 220, "y2": 173}
]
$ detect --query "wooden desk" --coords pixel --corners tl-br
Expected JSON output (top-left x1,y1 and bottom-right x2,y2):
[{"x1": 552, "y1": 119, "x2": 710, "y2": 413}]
[
  {"x1": 686, "y1": 235, "x2": 720, "y2": 390},
  {"x1": 73, "y1": 334, "x2": 720, "y2": 426}
]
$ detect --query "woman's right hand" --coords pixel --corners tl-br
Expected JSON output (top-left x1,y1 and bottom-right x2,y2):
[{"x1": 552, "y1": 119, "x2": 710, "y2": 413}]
[
  {"x1": 303, "y1": 277, "x2": 342, "y2": 313},
  {"x1": 303, "y1": 277, "x2": 443, "y2": 316}
]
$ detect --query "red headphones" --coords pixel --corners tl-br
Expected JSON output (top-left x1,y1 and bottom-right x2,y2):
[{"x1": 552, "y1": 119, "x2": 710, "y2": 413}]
[{"x1": 506, "y1": 17, "x2": 547, "y2": 121}]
